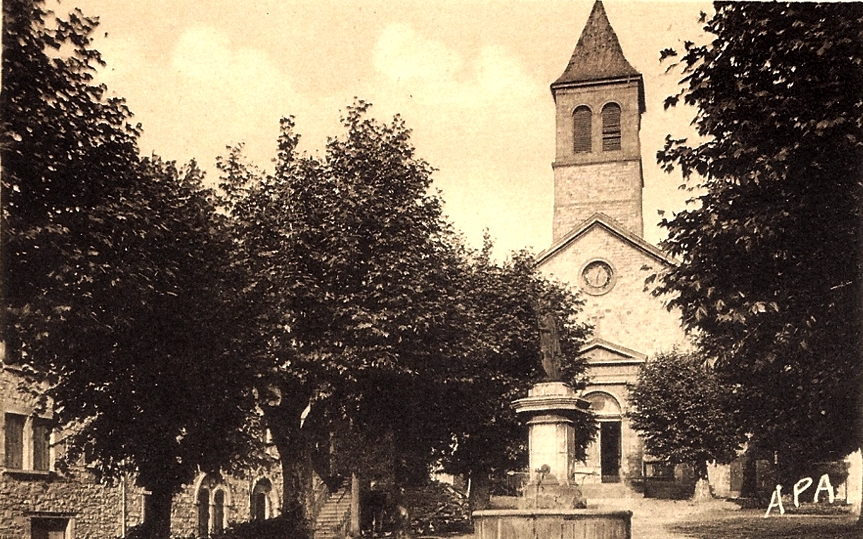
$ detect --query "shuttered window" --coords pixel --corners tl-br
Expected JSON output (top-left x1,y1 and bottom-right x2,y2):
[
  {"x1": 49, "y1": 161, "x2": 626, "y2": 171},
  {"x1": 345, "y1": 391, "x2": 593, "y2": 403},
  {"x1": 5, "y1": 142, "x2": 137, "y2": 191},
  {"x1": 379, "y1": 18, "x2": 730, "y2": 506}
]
[
  {"x1": 572, "y1": 106, "x2": 592, "y2": 153},
  {"x1": 32, "y1": 418, "x2": 51, "y2": 471},
  {"x1": 4, "y1": 413, "x2": 25, "y2": 469},
  {"x1": 601, "y1": 103, "x2": 622, "y2": 151}
]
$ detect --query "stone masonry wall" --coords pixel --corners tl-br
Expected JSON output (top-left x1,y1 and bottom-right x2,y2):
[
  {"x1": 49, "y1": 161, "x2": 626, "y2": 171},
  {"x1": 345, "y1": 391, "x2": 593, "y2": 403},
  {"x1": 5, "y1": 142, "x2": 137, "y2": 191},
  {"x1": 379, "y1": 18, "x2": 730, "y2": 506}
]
[
  {"x1": 540, "y1": 225, "x2": 689, "y2": 484},
  {"x1": 2, "y1": 367, "x2": 285, "y2": 539},
  {"x1": 0, "y1": 469, "x2": 147, "y2": 539},
  {"x1": 540, "y1": 226, "x2": 688, "y2": 357},
  {"x1": 553, "y1": 160, "x2": 642, "y2": 241},
  {"x1": 1, "y1": 367, "x2": 146, "y2": 539}
]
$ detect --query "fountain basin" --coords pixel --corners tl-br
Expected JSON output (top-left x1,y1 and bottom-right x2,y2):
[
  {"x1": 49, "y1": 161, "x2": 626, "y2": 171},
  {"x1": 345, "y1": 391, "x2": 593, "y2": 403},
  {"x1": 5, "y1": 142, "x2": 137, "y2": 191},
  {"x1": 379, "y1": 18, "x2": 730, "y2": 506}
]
[{"x1": 473, "y1": 509, "x2": 631, "y2": 539}]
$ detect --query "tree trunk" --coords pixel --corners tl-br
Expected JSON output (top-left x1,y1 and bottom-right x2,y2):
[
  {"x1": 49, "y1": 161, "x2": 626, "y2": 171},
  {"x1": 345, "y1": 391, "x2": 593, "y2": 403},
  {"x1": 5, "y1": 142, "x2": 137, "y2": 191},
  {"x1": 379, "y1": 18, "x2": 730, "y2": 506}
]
[
  {"x1": 468, "y1": 473, "x2": 491, "y2": 513},
  {"x1": 140, "y1": 483, "x2": 174, "y2": 539},
  {"x1": 690, "y1": 461, "x2": 713, "y2": 502},
  {"x1": 261, "y1": 382, "x2": 314, "y2": 522},
  {"x1": 271, "y1": 429, "x2": 308, "y2": 521},
  {"x1": 740, "y1": 448, "x2": 758, "y2": 498}
]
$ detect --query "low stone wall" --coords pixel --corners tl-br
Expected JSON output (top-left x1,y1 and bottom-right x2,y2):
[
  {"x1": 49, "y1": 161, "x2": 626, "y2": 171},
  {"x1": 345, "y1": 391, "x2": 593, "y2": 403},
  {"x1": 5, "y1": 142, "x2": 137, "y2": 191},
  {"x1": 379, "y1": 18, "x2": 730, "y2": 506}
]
[{"x1": 473, "y1": 509, "x2": 631, "y2": 539}]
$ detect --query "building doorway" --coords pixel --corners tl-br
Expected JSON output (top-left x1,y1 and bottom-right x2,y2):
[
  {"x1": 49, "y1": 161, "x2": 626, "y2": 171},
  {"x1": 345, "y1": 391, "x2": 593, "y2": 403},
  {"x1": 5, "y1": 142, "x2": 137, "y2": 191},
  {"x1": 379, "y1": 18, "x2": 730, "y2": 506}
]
[{"x1": 600, "y1": 421, "x2": 621, "y2": 483}]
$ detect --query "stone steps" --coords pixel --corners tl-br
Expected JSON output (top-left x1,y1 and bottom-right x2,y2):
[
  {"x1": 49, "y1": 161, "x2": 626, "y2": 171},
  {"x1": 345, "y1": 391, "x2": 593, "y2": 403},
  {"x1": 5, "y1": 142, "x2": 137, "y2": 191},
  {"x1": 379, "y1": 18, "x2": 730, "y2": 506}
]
[
  {"x1": 313, "y1": 487, "x2": 351, "y2": 539},
  {"x1": 579, "y1": 482, "x2": 636, "y2": 501}
]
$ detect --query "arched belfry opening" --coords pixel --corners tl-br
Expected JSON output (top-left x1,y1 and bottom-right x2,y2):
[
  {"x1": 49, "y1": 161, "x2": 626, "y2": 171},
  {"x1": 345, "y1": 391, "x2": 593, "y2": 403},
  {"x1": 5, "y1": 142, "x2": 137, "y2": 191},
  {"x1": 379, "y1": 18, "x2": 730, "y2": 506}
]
[
  {"x1": 601, "y1": 103, "x2": 622, "y2": 151},
  {"x1": 572, "y1": 105, "x2": 592, "y2": 153}
]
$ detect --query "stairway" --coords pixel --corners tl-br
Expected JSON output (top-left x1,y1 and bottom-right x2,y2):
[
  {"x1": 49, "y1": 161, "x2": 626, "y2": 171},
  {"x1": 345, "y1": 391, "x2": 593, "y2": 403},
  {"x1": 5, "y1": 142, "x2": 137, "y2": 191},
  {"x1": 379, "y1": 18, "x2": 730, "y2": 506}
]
[{"x1": 313, "y1": 486, "x2": 352, "y2": 539}]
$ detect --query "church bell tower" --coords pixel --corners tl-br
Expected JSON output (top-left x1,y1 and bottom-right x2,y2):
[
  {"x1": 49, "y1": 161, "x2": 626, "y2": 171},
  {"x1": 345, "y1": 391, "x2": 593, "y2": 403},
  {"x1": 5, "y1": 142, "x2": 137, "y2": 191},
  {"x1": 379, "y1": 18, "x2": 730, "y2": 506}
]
[{"x1": 550, "y1": 1, "x2": 646, "y2": 241}]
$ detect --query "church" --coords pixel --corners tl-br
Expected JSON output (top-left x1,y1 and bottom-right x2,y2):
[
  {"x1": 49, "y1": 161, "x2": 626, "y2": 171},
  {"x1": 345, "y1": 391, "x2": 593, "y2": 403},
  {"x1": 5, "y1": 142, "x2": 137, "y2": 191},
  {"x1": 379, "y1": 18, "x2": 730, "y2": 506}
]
[{"x1": 535, "y1": 1, "x2": 690, "y2": 492}]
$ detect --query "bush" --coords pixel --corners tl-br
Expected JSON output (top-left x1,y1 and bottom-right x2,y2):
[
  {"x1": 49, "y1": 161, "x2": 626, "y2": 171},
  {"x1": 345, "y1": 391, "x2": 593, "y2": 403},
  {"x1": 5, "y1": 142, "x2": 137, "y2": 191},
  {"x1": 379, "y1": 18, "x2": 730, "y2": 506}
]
[
  {"x1": 210, "y1": 516, "x2": 311, "y2": 539},
  {"x1": 403, "y1": 481, "x2": 471, "y2": 536}
]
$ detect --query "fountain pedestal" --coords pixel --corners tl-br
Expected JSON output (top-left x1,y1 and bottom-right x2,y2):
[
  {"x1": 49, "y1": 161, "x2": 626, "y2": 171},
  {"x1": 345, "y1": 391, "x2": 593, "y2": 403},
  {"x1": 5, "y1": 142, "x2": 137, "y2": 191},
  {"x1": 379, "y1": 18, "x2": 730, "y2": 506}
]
[
  {"x1": 512, "y1": 382, "x2": 588, "y2": 508},
  {"x1": 473, "y1": 381, "x2": 631, "y2": 538}
]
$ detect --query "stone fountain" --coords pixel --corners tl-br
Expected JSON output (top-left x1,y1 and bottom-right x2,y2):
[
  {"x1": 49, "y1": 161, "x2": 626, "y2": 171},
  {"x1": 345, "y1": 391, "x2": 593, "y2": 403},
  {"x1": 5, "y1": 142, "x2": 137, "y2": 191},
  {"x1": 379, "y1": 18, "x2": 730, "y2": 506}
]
[{"x1": 472, "y1": 309, "x2": 632, "y2": 539}]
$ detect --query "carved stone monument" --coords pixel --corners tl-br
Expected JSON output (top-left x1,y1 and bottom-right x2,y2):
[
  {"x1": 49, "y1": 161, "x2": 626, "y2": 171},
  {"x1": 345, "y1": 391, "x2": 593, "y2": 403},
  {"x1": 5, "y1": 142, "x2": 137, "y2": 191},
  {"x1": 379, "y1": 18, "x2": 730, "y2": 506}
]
[
  {"x1": 513, "y1": 309, "x2": 587, "y2": 508},
  {"x1": 513, "y1": 381, "x2": 587, "y2": 508},
  {"x1": 472, "y1": 308, "x2": 632, "y2": 538},
  {"x1": 538, "y1": 310, "x2": 563, "y2": 381}
]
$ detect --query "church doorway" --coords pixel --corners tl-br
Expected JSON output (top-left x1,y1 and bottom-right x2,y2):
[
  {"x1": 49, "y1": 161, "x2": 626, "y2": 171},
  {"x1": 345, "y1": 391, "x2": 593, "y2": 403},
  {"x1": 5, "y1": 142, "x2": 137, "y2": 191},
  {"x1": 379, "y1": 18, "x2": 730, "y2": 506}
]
[{"x1": 600, "y1": 421, "x2": 622, "y2": 483}]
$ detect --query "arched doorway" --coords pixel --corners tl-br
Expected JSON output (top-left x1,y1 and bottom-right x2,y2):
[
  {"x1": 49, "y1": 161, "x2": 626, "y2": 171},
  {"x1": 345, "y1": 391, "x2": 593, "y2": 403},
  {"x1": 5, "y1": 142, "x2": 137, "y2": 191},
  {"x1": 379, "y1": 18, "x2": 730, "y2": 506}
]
[{"x1": 584, "y1": 392, "x2": 623, "y2": 483}]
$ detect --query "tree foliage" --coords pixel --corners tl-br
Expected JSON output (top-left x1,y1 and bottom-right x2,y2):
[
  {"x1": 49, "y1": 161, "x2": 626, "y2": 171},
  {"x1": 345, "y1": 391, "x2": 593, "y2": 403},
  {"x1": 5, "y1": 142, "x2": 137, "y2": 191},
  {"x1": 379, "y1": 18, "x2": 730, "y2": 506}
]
[
  {"x1": 2, "y1": 2, "x2": 263, "y2": 535},
  {"x1": 219, "y1": 102, "x2": 594, "y2": 516},
  {"x1": 656, "y1": 1, "x2": 863, "y2": 478},
  {"x1": 628, "y1": 351, "x2": 745, "y2": 481},
  {"x1": 218, "y1": 104, "x2": 460, "y2": 514},
  {"x1": 436, "y1": 243, "x2": 594, "y2": 504}
]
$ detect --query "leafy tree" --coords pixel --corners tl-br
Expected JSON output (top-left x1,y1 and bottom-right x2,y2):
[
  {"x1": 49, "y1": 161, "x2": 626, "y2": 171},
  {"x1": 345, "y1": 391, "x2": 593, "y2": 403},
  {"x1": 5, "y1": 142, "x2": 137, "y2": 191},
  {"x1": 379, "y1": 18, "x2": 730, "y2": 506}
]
[
  {"x1": 314, "y1": 240, "x2": 595, "y2": 513},
  {"x1": 656, "y1": 1, "x2": 863, "y2": 487},
  {"x1": 628, "y1": 351, "x2": 746, "y2": 498},
  {"x1": 218, "y1": 104, "x2": 461, "y2": 518},
  {"x1": 2, "y1": 2, "x2": 263, "y2": 536},
  {"x1": 218, "y1": 103, "x2": 595, "y2": 518}
]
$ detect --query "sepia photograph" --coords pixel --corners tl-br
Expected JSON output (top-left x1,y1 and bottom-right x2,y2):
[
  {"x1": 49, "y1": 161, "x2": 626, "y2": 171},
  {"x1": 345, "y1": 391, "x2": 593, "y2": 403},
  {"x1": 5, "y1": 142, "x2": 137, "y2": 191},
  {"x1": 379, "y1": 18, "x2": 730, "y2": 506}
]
[{"x1": 1, "y1": 1, "x2": 861, "y2": 538}]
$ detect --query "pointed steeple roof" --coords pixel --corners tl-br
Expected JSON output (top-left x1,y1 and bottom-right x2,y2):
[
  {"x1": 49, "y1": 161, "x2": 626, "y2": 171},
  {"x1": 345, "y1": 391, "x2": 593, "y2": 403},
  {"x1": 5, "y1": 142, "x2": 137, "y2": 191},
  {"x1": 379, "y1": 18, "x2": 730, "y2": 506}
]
[{"x1": 552, "y1": 1, "x2": 644, "y2": 110}]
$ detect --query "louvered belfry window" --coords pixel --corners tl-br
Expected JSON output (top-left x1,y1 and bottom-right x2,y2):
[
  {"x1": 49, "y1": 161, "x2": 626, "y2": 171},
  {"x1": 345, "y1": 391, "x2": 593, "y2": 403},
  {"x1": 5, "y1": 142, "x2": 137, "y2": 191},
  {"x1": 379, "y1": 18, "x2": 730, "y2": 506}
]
[
  {"x1": 572, "y1": 106, "x2": 592, "y2": 153},
  {"x1": 602, "y1": 103, "x2": 622, "y2": 151}
]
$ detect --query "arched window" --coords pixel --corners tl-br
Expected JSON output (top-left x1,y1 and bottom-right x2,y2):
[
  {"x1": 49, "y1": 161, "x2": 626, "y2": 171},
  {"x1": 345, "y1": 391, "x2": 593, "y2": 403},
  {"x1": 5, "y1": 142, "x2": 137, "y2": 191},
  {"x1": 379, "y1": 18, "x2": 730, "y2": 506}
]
[
  {"x1": 195, "y1": 474, "x2": 230, "y2": 537},
  {"x1": 572, "y1": 105, "x2": 592, "y2": 153},
  {"x1": 197, "y1": 487, "x2": 210, "y2": 538},
  {"x1": 251, "y1": 478, "x2": 272, "y2": 521},
  {"x1": 601, "y1": 103, "x2": 621, "y2": 151},
  {"x1": 213, "y1": 490, "x2": 225, "y2": 534}
]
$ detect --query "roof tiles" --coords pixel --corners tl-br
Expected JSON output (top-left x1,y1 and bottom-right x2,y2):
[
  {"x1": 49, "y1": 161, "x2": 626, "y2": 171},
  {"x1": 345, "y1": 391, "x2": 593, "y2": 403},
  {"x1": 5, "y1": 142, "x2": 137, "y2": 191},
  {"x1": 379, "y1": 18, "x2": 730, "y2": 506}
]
[{"x1": 552, "y1": 1, "x2": 641, "y2": 88}]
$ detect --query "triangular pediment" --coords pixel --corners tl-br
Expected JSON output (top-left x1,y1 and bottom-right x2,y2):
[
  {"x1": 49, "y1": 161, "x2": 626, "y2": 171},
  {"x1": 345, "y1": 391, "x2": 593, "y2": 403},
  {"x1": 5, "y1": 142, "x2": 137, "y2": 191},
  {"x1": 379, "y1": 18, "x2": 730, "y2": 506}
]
[
  {"x1": 579, "y1": 338, "x2": 647, "y2": 364},
  {"x1": 536, "y1": 212, "x2": 675, "y2": 268}
]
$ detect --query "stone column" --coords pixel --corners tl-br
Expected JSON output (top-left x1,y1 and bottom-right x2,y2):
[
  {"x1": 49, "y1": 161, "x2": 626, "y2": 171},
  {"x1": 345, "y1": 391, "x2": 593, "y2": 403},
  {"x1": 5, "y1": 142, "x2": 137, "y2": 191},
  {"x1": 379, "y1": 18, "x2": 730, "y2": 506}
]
[{"x1": 513, "y1": 381, "x2": 589, "y2": 508}]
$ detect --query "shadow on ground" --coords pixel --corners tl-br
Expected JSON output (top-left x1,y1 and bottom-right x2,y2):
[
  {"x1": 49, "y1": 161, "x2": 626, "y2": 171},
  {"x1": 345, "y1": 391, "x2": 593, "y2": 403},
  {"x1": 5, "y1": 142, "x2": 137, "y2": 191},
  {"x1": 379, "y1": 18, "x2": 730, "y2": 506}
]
[{"x1": 670, "y1": 512, "x2": 860, "y2": 539}]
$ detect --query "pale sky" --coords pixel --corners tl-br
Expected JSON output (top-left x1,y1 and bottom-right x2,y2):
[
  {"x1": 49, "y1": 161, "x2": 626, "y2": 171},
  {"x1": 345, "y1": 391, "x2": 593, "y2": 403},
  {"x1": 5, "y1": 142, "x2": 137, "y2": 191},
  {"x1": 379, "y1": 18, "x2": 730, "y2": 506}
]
[{"x1": 64, "y1": 0, "x2": 711, "y2": 256}]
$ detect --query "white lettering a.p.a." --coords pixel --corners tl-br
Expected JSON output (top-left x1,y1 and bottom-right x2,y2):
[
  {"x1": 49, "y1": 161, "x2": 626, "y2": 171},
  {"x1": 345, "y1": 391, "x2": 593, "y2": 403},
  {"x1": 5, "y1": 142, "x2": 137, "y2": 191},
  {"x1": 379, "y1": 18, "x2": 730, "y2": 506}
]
[
  {"x1": 813, "y1": 474, "x2": 834, "y2": 504},
  {"x1": 764, "y1": 485, "x2": 785, "y2": 517}
]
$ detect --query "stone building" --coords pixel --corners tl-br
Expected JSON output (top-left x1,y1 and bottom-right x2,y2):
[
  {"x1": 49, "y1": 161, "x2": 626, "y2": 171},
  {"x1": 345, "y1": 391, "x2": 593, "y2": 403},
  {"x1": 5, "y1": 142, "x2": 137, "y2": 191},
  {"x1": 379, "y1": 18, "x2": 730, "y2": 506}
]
[
  {"x1": 1, "y1": 363, "x2": 292, "y2": 539},
  {"x1": 536, "y1": 1, "x2": 689, "y2": 491}
]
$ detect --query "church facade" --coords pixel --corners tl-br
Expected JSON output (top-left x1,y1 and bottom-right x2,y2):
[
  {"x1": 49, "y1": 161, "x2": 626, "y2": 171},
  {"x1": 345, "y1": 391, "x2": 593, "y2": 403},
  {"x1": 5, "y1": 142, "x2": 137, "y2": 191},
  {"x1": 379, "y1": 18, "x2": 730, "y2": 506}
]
[{"x1": 536, "y1": 1, "x2": 689, "y2": 490}]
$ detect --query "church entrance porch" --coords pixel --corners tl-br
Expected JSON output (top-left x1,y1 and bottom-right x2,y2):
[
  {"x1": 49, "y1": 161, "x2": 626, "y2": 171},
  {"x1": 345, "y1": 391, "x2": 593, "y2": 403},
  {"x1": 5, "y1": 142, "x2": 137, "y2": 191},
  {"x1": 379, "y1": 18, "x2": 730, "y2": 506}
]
[{"x1": 576, "y1": 390, "x2": 642, "y2": 490}]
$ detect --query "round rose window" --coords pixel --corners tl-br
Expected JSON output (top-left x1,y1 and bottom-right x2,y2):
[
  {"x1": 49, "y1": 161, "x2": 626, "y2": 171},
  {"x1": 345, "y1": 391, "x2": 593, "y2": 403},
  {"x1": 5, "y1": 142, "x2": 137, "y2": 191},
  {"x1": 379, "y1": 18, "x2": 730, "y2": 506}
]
[{"x1": 581, "y1": 260, "x2": 615, "y2": 295}]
